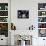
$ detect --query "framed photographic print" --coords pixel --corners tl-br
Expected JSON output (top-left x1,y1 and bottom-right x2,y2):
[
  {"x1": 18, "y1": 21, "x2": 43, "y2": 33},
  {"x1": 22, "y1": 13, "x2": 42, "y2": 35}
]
[{"x1": 17, "y1": 10, "x2": 29, "y2": 19}]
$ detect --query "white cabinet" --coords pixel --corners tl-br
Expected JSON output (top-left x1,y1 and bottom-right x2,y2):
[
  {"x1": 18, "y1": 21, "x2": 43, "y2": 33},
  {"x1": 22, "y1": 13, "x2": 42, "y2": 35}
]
[
  {"x1": 38, "y1": 37, "x2": 46, "y2": 46},
  {"x1": 0, "y1": 35, "x2": 8, "y2": 45}
]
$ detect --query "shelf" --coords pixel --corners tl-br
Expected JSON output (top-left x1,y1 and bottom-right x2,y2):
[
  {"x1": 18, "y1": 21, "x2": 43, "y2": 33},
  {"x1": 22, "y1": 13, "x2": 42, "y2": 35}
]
[
  {"x1": 0, "y1": 22, "x2": 8, "y2": 23},
  {"x1": 0, "y1": 16, "x2": 8, "y2": 17},
  {"x1": 38, "y1": 28, "x2": 46, "y2": 29},
  {"x1": 0, "y1": 10, "x2": 8, "y2": 11},
  {"x1": 38, "y1": 22, "x2": 46, "y2": 23},
  {"x1": 38, "y1": 10, "x2": 46, "y2": 11},
  {"x1": 38, "y1": 15, "x2": 46, "y2": 17}
]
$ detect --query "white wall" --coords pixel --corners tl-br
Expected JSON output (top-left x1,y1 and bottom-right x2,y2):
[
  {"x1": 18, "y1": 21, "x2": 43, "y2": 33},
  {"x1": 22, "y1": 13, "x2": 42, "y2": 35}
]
[
  {"x1": 11, "y1": 0, "x2": 46, "y2": 46},
  {"x1": 11, "y1": 0, "x2": 38, "y2": 30},
  {"x1": 11, "y1": 0, "x2": 46, "y2": 30}
]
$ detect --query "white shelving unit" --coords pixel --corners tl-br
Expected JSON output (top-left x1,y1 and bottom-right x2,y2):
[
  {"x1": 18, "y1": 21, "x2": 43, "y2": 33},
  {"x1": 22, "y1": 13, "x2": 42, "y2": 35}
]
[
  {"x1": 0, "y1": 10, "x2": 8, "y2": 11},
  {"x1": 38, "y1": 3, "x2": 46, "y2": 37},
  {"x1": 0, "y1": 3, "x2": 9, "y2": 45}
]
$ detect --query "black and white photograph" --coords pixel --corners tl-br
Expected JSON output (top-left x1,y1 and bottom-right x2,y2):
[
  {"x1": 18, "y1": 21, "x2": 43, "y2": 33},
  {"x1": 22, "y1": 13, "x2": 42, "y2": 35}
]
[{"x1": 18, "y1": 10, "x2": 29, "y2": 19}]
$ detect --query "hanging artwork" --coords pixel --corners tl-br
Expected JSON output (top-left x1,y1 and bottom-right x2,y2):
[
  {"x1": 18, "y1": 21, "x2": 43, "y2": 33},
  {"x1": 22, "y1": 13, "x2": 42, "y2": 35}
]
[{"x1": 18, "y1": 10, "x2": 29, "y2": 19}]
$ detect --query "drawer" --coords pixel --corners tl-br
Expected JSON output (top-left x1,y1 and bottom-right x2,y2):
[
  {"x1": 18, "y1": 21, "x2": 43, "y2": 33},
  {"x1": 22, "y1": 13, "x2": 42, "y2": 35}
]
[{"x1": 0, "y1": 37, "x2": 8, "y2": 45}]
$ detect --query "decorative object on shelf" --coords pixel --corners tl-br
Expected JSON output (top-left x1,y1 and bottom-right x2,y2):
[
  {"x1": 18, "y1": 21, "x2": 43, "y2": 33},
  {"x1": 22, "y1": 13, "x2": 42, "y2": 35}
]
[
  {"x1": 38, "y1": 23, "x2": 46, "y2": 28},
  {"x1": 0, "y1": 17, "x2": 8, "y2": 22},
  {"x1": 38, "y1": 3, "x2": 46, "y2": 10},
  {"x1": 0, "y1": 23, "x2": 8, "y2": 30},
  {"x1": 39, "y1": 29, "x2": 46, "y2": 37},
  {"x1": 42, "y1": 11, "x2": 46, "y2": 16},
  {"x1": 0, "y1": 3, "x2": 8, "y2": 37},
  {"x1": 0, "y1": 23, "x2": 8, "y2": 37},
  {"x1": 11, "y1": 23, "x2": 16, "y2": 30},
  {"x1": 40, "y1": 8, "x2": 44, "y2": 10},
  {"x1": 5, "y1": 6, "x2": 8, "y2": 10},
  {"x1": 0, "y1": 3, "x2": 8, "y2": 10},
  {"x1": 18, "y1": 10, "x2": 29, "y2": 19},
  {"x1": 0, "y1": 6, "x2": 1, "y2": 10},
  {"x1": 38, "y1": 17, "x2": 46, "y2": 22},
  {"x1": 29, "y1": 25, "x2": 35, "y2": 30},
  {"x1": 38, "y1": 17, "x2": 43, "y2": 22},
  {"x1": 42, "y1": 12, "x2": 45, "y2": 15},
  {"x1": 0, "y1": 11, "x2": 8, "y2": 16},
  {"x1": 45, "y1": 6, "x2": 46, "y2": 9},
  {"x1": 38, "y1": 11, "x2": 46, "y2": 16}
]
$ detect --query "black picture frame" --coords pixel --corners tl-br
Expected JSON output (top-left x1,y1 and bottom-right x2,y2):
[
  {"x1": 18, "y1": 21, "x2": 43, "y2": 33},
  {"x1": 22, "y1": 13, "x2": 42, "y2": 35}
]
[{"x1": 17, "y1": 10, "x2": 29, "y2": 19}]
